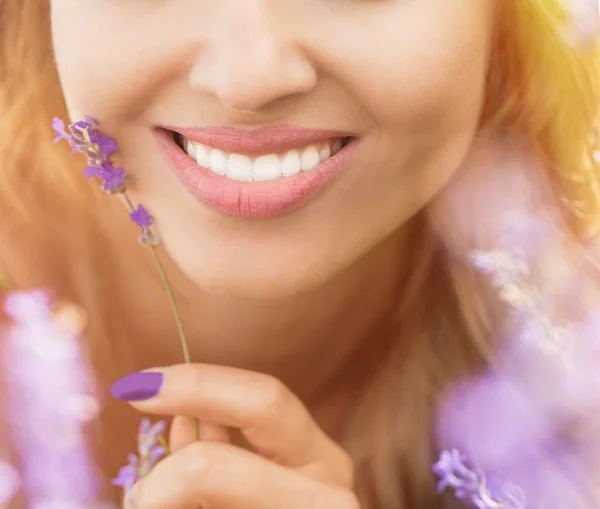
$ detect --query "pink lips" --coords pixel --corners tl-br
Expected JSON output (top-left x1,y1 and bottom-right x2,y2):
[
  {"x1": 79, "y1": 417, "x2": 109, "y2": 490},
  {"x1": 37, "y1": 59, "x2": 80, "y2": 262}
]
[{"x1": 155, "y1": 126, "x2": 359, "y2": 219}]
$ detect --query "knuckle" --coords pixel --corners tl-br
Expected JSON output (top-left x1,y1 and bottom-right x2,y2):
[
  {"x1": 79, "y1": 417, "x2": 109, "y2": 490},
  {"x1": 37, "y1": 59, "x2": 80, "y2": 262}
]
[
  {"x1": 180, "y1": 365, "x2": 206, "y2": 395},
  {"x1": 252, "y1": 374, "x2": 291, "y2": 421},
  {"x1": 313, "y1": 486, "x2": 361, "y2": 509},
  {"x1": 183, "y1": 441, "x2": 223, "y2": 482},
  {"x1": 334, "y1": 449, "x2": 356, "y2": 487},
  {"x1": 335, "y1": 490, "x2": 361, "y2": 509}
]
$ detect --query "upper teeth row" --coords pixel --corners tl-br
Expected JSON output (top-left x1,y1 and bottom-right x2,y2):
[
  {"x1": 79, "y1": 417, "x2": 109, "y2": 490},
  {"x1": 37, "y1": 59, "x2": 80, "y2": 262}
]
[{"x1": 183, "y1": 138, "x2": 343, "y2": 182}]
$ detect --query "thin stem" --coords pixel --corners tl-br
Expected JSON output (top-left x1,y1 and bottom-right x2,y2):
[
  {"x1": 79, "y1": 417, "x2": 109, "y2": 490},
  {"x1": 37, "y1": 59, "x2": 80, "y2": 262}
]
[
  {"x1": 121, "y1": 191, "x2": 198, "y2": 438},
  {"x1": 148, "y1": 246, "x2": 192, "y2": 365},
  {"x1": 73, "y1": 127, "x2": 200, "y2": 439},
  {"x1": 120, "y1": 192, "x2": 191, "y2": 364},
  {"x1": 121, "y1": 193, "x2": 136, "y2": 212}
]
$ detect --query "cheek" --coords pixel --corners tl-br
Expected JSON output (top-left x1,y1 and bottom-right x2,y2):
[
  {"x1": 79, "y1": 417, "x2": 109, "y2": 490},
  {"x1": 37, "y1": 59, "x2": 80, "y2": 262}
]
[
  {"x1": 316, "y1": 4, "x2": 491, "y2": 133},
  {"x1": 50, "y1": 3, "x2": 191, "y2": 122}
]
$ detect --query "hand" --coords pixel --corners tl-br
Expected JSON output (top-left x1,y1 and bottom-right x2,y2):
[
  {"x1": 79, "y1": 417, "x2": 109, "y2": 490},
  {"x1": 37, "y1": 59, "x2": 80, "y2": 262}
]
[{"x1": 123, "y1": 364, "x2": 360, "y2": 509}]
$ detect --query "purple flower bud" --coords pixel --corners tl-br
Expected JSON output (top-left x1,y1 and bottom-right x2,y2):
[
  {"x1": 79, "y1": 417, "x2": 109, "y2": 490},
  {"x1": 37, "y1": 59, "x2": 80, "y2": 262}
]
[
  {"x1": 88, "y1": 131, "x2": 119, "y2": 158},
  {"x1": 130, "y1": 205, "x2": 152, "y2": 228},
  {"x1": 51, "y1": 118, "x2": 70, "y2": 145},
  {"x1": 84, "y1": 162, "x2": 126, "y2": 194},
  {"x1": 113, "y1": 418, "x2": 167, "y2": 503}
]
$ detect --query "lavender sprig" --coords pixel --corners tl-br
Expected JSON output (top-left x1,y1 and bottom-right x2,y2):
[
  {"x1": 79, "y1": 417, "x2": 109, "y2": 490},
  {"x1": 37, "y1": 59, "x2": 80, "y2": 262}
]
[
  {"x1": 52, "y1": 117, "x2": 197, "y2": 498},
  {"x1": 433, "y1": 450, "x2": 525, "y2": 509},
  {"x1": 1, "y1": 290, "x2": 102, "y2": 508},
  {"x1": 113, "y1": 418, "x2": 167, "y2": 505},
  {"x1": 52, "y1": 116, "x2": 190, "y2": 362}
]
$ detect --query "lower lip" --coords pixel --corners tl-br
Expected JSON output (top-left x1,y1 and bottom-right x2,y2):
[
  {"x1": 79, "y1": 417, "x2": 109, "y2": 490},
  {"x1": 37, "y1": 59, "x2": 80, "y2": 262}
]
[{"x1": 155, "y1": 130, "x2": 360, "y2": 219}]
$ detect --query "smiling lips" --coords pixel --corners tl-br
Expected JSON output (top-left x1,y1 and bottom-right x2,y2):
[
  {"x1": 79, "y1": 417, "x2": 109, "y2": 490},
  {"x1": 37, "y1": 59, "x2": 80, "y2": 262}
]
[{"x1": 156, "y1": 125, "x2": 359, "y2": 219}]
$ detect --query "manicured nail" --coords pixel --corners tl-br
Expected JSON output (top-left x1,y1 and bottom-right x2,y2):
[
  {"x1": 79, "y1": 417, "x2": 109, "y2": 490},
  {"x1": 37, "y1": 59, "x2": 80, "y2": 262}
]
[{"x1": 110, "y1": 372, "x2": 164, "y2": 401}]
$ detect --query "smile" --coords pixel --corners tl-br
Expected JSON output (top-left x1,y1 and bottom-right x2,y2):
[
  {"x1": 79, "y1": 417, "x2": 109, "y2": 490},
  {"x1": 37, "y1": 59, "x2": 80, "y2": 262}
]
[
  {"x1": 175, "y1": 134, "x2": 348, "y2": 182},
  {"x1": 155, "y1": 125, "x2": 360, "y2": 219}
]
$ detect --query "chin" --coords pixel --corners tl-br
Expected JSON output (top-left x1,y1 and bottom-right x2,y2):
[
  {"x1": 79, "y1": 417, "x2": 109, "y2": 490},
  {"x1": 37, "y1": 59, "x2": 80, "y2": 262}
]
[
  {"x1": 190, "y1": 267, "x2": 328, "y2": 301},
  {"x1": 161, "y1": 243, "x2": 333, "y2": 302}
]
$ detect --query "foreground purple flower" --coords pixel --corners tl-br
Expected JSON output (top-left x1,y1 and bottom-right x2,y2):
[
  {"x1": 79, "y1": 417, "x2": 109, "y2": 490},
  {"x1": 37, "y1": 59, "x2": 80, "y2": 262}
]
[
  {"x1": 129, "y1": 205, "x2": 158, "y2": 245},
  {"x1": 52, "y1": 116, "x2": 159, "y2": 243},
  {"x1": 113, "y1": 418, "x2": 167, "y2": 503},
  {"x1": 435, "y1": 226, "x2": 600, "y2": 509},
  {"x1": 0, "y1": 462, "x2": 20, "y2": 505},
  {"x1": 1, "y1": 290, "x2": 102, "y2": 508},
  {"x1": 83, "y1": 161, "x2": 126, "y2": 194},
  {"x1": 53, "y1": 116, "x2": 118, "y2": 161},
  {"x1": 433, "y1": 450, "x2": 525, "y2": 509}
]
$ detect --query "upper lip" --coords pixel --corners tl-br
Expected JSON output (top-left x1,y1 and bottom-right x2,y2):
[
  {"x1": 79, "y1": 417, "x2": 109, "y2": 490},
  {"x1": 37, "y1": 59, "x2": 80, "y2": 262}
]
[{"x1": 163, "y1": 125, "x2": 355, "y2": 154}]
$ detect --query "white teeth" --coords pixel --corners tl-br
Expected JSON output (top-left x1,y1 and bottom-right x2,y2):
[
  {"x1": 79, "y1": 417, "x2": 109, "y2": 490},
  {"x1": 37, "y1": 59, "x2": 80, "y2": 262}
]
[
  {"x1": 254, "y1": 154, "x2": 282, "y2": 181},
  {"x1": 194, "y1": 143, "x2": 211, "y2": 168},
  {"x1": 210, "y1": 149, "x2": 228, "y2": 176},
  {"x1": 319, "y1": 145, "x2": 331, "y2": 162},
  {"x1": 227, "y1": 154, "x2": 253, "y2": 181},
  {"x1": 300, "y1": 146, "x2": 320, "y2": 171},
  {"x1": 180, "y1": 137, "x2": 345, "y2": 182},
  {"x1": 186, "y1": 140, "x2": 197, "y2": 160},
  {"x1": 281, "y1": 150, "x2": 301, "y2": 177},
  {"x1": 331, "y1": 139, "x2": 342, "y2": 154}
]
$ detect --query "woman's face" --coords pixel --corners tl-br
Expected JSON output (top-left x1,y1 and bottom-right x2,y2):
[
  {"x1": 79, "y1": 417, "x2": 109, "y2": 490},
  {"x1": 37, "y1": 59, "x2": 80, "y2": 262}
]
[{"x1": 51, "y1": 1, "x2": 494, "y2": 299}]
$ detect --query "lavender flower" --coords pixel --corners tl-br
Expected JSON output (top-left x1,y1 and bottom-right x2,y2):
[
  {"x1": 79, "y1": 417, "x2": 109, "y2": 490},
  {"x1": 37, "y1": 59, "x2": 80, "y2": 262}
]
[
  {"x1": 1, "y1": 290, "x2": 102, "y2": 508},
  {"x1": 53, "y1": 117, "x2": 124, "y2": 194},
  {"x1": 53, "y1": 117, "x2": 118, "y2": 161},
  {"x1": 52, "y1": 116, "x2": 158, "y2": 243},
  {"x1": 51, "y1": 116, "x2": 192, "y2": 496},
  {"x1": 83, "y1": 162, "x2": 126, "y2": 194},
  {"x1": 129, "y1": 205, "x2": 158, "y2": 245},
  {"x1": 0, "y1": 462, "x2": 20, "y2": 505},
  {"x1": 113, "y1": 418, "x2": 167, "y2": 504},
  {"x1": 433, "y1": 450, "x2": 525, "y2": 509},
  {"x1": 436, "y1": 217, "x2": 600, "y2": 508}
]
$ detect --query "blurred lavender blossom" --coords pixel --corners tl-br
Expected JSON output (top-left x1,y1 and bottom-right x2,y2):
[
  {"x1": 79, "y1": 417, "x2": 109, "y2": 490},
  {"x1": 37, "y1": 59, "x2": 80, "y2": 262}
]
[
  {"x1": 1, "y1": 290, "x2": 102, "y2": 508},
  {"x1": 113, "y1": 418, "x2": 167, "y2": 505},
  {"x1": 433, "y1": 449, "x2": 525, "y2": 509},
  {"x1": 434, "y1": 207, "x2": 600, "y2": 508},
  {"x1": 0, "y1": 461, "x2": 20, "y2": 506}
]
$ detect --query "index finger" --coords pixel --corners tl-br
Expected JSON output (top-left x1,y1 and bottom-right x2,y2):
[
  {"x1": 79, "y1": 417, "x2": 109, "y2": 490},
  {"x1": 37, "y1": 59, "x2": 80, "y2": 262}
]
[{"x1": 111, "y1": 364, "x2": 352, "y2": 482}]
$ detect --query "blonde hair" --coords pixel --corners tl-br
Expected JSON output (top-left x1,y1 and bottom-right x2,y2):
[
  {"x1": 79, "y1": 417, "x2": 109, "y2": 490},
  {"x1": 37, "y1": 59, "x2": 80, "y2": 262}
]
[{"x1": 0, "y1": 1, "x2": 599, "y2": 508}]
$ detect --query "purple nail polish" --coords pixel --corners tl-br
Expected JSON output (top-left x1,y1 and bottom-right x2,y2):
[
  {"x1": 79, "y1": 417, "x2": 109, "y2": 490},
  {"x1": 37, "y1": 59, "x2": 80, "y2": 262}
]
[{"x1": 110, "y1": 372, "x2": 163, "y2": 401}]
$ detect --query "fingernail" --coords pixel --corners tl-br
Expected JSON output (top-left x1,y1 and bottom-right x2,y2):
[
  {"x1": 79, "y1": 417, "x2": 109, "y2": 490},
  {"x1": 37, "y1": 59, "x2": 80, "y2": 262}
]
[{"x1": 110, "y1": 372, "x2": 164, "y2": 401}]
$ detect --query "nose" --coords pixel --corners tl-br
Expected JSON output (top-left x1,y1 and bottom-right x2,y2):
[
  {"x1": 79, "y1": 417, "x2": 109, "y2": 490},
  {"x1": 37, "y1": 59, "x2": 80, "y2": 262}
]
[{"x1": 188, "y1": 4, "x2": 317, "y2": 113}]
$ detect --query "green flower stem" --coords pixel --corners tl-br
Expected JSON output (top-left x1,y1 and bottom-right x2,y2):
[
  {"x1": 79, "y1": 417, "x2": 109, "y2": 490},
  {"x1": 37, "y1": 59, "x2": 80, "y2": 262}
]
[
  {"x1": 158, "y1": 435, "x2": 172, "y2": 456},
  {"x1": 121, "y1": 192, "x2": 199, "y2": 440},
  {"x1": 120, "y1": 193, "x2": 191, "y2": 363},
  {"x1": 147, "y1": 246, "x2": 192, "y2": 364}
]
